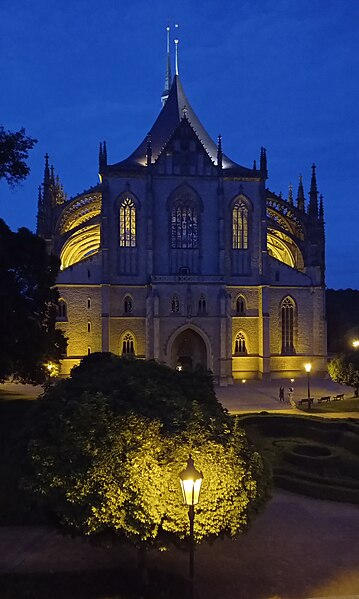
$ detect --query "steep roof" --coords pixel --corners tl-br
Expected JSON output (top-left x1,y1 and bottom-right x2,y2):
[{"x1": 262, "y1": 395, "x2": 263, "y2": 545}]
[{"x1": 110, "y1": 75, "x2": 252, "y2": 174}]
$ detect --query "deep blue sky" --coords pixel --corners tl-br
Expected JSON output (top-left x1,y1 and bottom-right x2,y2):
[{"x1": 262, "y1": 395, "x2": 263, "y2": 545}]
[{"x1": 1, "y1": 0, "x2": 358, "y2": 289}]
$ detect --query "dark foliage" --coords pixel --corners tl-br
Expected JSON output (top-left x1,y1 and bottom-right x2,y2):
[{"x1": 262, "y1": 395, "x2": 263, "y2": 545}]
[
  {"x1": 326, "y1": 288, "x2": 359, "y2": 352},
  {"x1": 0, "y1": 125, "x2": 37, "y2": 186},
  {"x1": 42, "y1": 353, "x2": 228, "y2": 434},
  {"x1": 0, "y1": 219, "x2": 67, "y2": 383}
]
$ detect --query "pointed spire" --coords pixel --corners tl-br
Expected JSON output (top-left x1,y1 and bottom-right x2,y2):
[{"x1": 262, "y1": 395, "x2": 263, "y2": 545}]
[
  {"x1": 309, "y1": 162, "x2": 319, "y2": 218},
  {"x1": 50, "y1": 165, "x2": 55, "y2": 185},
  {"x1": 99, "y1": 141, "x2": 107, "y2": 170},
  {"x1": 319, "y1": 193, "x2": 324, "y2": 221},
  {"x1": 174, "y1": 32, "x2": 179, "y2": 76},
  {"x1": 217, "y1": 134, "x2": 223, "y2": 170},
  {"x1": 161, "y1": 26, "x2": 172, "y2": 107},
  {"x1": 253, "y1": 159, "x2": 257, "y2": 171},
  {"x1": 260, "y1": 147, "x2": 268, "y2": 180},
  {"x1": 288, "y1": 182, "x2": 293, "y2": 204},
  {"x1": 146, "y1": 133, "x2": 152, "y2": 167},
  {"x1": 44, "y1": 153, "x2": 50, "y2": 184},
  {"x1": 103, "y1": 141, "x2": 107, "y2": 165},
  {"x1": 297, "y1": 175, "x2": 305, "y2": 210}
]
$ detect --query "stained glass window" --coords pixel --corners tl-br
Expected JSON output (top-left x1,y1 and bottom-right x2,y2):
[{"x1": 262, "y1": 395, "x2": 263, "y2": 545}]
[
  {"x1": 120, "y1": 198, "x2": 136, "y2": 247},
  {"x1": 281, "y1": 297, "x2": 295, "y2": 354},
  {"x1": 232, "y1": 200, "x2": 248, "y2": 249},
  {"x1": 171, "y1": 201, "x2": 198, "y2": 249}
]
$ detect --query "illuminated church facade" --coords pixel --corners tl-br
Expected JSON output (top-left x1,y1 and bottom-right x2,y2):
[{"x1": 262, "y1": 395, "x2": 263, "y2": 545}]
[{"x1": 37, "y1": 41, "x2": 326, "y2": 385}]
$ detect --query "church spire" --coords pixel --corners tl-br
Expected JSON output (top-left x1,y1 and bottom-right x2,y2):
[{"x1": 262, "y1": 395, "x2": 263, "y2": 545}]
[
  {"x1": 319, "y1": 193, "x2": 324, "y2": 221},
  {"x1": 217, "y1": 134, "x2": 223, "y2": 170},
  {"x1": 308, "y1": 163, "x2": 319, "y2": 218},
  {"x1": 161, "y1": 26, "x2": 172, "y2": 107},
  {"x1": 174, "y1": 37, "x2": 179, "y2": 76},
  {"x1": 288, "y1": 182, "x2": 293, "y2": 205},
  {"x1": 296, "y1": 175, "x2": 305, "y2": 211},
  {"x1": 44, "y1": 153, "x2": 50, "y2": 185},
  {"x1": 260, "y1": 147, "x2": 268, "y2": 180}
]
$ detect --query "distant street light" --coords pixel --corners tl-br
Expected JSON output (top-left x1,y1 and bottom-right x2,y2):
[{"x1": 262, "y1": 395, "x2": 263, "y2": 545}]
[
  {"x1": 179, "y1": 455, "x2": 203, "y2": 599},
  {"x1": 304, "y1": 363, "x2": 312, "y2": 409},
  {"x1": 353, "y1": 340, "x2": 359, "y2": 349}
]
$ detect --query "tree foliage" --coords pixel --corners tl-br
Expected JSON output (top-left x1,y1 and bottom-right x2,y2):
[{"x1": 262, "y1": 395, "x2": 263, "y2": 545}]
[
  {"x1": 0, "y1": 219, "x2": 67, "y2": 383},
  {"x1": 328, "y1": 351, "x2": 359, "y2": 396},
  {"x1": 326, "y1": 289, "x2": 359, "y2": 353},
  {"x1": 0, "y1": 125, "x2": 37, "y2": 186},
  {"x1": 28, "y1": 358, "x2": 270, "y2": 550}
]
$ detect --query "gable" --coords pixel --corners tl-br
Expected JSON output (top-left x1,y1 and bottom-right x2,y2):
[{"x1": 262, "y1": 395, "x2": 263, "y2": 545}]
[{"x1": 154, "y1": 117, "x2": 217, "y2": 177}]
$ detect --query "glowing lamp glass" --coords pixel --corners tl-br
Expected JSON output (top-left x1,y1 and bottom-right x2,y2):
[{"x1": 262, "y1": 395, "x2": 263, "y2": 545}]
[
  {"x1": 179, "y1": 456, "x2": 203, "y2": 506},
  {"x1": 304, "y1": 363, "x2": 312, "y2": 373},
  {"x1": 353, "y1": 340, "x2": 359, "y2": 349}
]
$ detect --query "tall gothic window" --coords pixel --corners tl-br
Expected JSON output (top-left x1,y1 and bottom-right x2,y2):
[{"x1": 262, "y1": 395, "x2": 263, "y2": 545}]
[
  {"x1": 124, "y1": 295, "x2": 133, "y2": 314},
  {"x1": 236, "y1": 295, "x2": 246, "y2": 315},
  {"x1": 281, "y1": 297, "x2": 295, "y2": 354},
  {"x1": 57, "y1": 299, "x2": 67, "y2": 320},
  {"x1": 171, "y1": 295, "x2": 180, "y2": 313},
  {"x1": 120, "y1": 198, "x2": 136, "y2": 247},
  {"x1": 234, "y1": 332, "x2": 247, "y2": 355},
  {"x1": 171, "y1": 201, "x2": 198, "y2": 249},
  {"x1": 232, "y1": 200, "x2": 248, "y2": 249},
  {"x1": 122, "y1": 332, "x2": 135, "y2": 355},
  {"x1": 198, "y1": 294, "x2": 206, "y2": 314}
]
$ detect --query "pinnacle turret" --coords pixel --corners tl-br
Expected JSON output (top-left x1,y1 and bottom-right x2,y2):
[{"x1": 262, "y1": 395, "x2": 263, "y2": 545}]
[
  {"x1": 308, "y1": 163, "x2": 319, "y2": 218},
  {"x1": 297, "y1": 175, "x2": 305, "y2": 210},
  {"x1": 217, "y1": 134, "x2": 223, "y2": 170},
  {"x1": 288, "y1": 182, "x2": 293, "y2": 205},
  {"x1": 260, "y1": 147, "x2": 268, "y2": 180}
]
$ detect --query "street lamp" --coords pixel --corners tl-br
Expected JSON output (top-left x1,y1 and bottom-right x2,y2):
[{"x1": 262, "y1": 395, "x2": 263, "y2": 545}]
[
  {"x1": 353, "y1": 340, "x2": 359, "y2": 349},
  {"x1": 179, "y1": 455, "x2": 203, "y2": 599},
  {"x1": 304, "y1": 362, "x2": 312, "y2": 408}
]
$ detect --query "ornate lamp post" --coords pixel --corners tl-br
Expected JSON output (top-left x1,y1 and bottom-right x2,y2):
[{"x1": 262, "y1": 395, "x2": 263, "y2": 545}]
[
  {"x1": 304, "y1": 362, "x2": 312, "y2": 408},
  {"x1": 179, "y1": 455, "x2": 203, "y2": 599}
]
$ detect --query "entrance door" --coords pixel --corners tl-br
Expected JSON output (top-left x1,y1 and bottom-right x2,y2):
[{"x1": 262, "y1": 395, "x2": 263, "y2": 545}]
[{"x1": 172, "y1": 329, "x2": 207, "y2": 372}]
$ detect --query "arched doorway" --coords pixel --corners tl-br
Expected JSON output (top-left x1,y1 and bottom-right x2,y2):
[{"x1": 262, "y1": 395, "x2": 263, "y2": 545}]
[{"x1": 171, "y1": 328, "x2": 207, "y2": 372}]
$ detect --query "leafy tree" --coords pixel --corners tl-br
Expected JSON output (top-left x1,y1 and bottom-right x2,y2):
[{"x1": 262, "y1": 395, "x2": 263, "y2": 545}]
[
  {"x1": 326, "y1": 289, "x2": 359, "y2": 353},
  {"x1": 0, "y1": 219, "x2": 67, "y2": 383},
  {"x1": 28, "y1": 359, "x2": 270, "y2": 569},
  {"x1": 0, "y1": 125, "x2": 37, "y2": 186},
  {"x1": 328, "y1": 351, "x2": 359, "y2": 397}
]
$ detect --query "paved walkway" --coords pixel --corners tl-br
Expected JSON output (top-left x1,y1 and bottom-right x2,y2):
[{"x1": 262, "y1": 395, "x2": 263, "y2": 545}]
[
  {"x1": 215, "y1": 377, "x2": 357, "y2": 418},
  {"x1": 0, "y1": 491, "x2": 359, "y2": 598}
]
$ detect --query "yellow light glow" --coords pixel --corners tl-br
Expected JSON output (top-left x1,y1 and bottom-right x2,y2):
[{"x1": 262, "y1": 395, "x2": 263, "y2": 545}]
[
  {"x1": 44, "y1": 362, "x2": 58, "y2": 377},
  {"x1": 60, "y1": 224, "x2": 100, "y2": 269},
  {"x1": 290, "y1": 378, "x2": 295, "y2": 383},
  {"x1": 242, "y1": 379, "x2": 246, "y2": 383},
  {"x1": 179, "y1": 456, "x2": 203, "y2": 506},
  {"x1": 304, "y1": 362, "x2": 312, "y2": 373},
  {"x1": 353, "y1": 340, "x2": 359, "y2": 349}
]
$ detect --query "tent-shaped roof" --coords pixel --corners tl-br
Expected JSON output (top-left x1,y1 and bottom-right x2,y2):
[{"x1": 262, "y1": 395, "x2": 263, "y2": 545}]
[{"x1": 109, "y1": 75, "x2": 253, "y2": 175}]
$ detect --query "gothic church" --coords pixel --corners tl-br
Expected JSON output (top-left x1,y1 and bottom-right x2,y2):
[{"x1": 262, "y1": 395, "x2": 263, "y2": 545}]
[{"x1": 37, "y1": 37, "x2": 327, "y2": 385}]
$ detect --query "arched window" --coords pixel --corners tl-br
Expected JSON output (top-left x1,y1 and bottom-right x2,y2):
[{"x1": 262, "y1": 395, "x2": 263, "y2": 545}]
[
  {"x1": 124, "y1": 295, "x2": 133, "y2": 314},
  {"x1": 234, "y1": 332, "x2": 247, "y2": 355},
  {"x1": 57, "y1": 299, "x2": 67, "y2": 320},
  {"x1": 232, "y1": 200, "x2": 248, "y2": 249},
  {"x1": 87, "y1": 346, "x2": 91, "y2": 355},
  {"x1": 87, "y1": 321, "x2": 91, "y2": 333},
  {"x1": 236, "y1": 295, "x2": 246, "y2": 315},
  {"x1": 171, "y1": 295, "x2": 180, "y2": 313},
  {"x1": 281, "y1": 297, "x2": 295, "y2": 354},
  {"x1": 198, "y1": 294, "x2": 206, "y2": 314},
  {"x1": 120, "y1": 198, "x2": 136, "y2": 247},
  {"x1": 87, "y1": 297, "x2": 91, "y2": 309},
  {"x1": 122, "y1": 332, "x2": 135, "y2": 355},
  {"x1": 171, "y1": 200, "x2": 198, "y2": 249}
]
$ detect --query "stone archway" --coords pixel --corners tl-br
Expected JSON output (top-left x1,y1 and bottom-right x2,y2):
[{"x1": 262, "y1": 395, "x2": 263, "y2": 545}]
[{"x1": 171, "y1": 328, "x2": 208, "y2": 372}]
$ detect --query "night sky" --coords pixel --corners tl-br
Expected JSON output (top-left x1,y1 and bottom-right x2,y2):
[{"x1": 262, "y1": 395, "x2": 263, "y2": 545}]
[{"x1": 1, "y1": 0, "x2": 358, "y2": 289}]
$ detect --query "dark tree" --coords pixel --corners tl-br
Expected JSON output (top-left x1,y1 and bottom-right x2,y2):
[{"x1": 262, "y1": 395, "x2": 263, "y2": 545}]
[
  {"x1": 328, "y1": 351, "x2": 359, "y2": 397},
  {"x1": 326, "y1": 289, "x2": 359, "y2": 353},
  {"x1": 0, "y1": 219, "x2": 67, "y2": 383},
  {"x1": 28, "y1": 358, "x2": 271, "y2": 564},
  {"x1": 0, "y1": 126, "x2": 37, "y2": 186}
]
